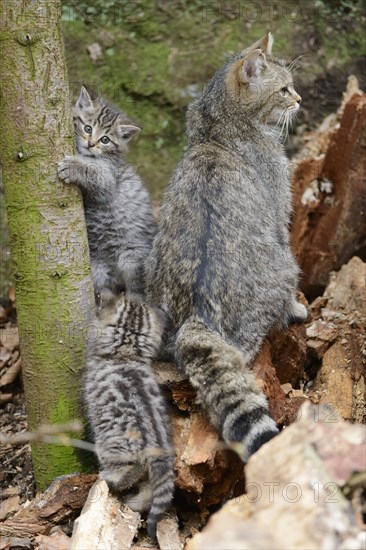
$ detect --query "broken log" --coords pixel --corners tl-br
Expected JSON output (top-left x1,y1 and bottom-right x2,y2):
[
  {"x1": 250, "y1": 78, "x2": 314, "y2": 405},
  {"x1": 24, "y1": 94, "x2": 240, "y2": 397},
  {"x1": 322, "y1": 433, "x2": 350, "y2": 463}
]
[
  {"x1": 291, "y1": 77, "x2": 366, "y2": 297},
  {"x1": 0, "y1": 473, "x2": 97, "y2": 540},
  {"x1": 306, "y1": 257, "x2": 366, "y2": 423}
]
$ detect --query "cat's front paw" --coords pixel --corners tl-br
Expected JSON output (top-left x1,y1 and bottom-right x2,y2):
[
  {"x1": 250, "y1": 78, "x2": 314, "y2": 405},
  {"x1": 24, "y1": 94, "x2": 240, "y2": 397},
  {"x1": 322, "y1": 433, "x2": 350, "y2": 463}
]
[{"x1": 57, "y1": 156, "x2": 82, "y2": 184}]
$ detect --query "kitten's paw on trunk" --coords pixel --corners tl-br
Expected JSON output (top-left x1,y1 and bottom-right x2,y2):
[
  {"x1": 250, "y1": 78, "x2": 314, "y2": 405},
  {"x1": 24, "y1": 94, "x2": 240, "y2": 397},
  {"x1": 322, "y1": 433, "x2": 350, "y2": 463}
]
[{"x1": 57, "y1": 156, "x2": 82, "y2": 184}]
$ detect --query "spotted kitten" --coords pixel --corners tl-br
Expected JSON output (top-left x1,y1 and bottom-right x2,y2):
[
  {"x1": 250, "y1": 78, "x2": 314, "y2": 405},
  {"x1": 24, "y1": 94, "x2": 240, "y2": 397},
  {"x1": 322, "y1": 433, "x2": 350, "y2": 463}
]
[
  {"x1": 146, "y1": 33, "x2": 307, "y2": 461},
  {"x1": 84, "y1": 291, "x2": 175, "y2": 538},
  {"x1": 58, "y1": 87, "x2": 156, "y2": 300}
]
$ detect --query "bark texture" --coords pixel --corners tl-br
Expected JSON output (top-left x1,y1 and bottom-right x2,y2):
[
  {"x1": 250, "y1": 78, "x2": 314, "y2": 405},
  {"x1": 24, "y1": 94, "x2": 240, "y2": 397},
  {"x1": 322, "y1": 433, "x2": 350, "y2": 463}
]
[
  {"x1": 0, "y1": 1, "x2": 94, "y2": 488},
  {"x1": 291, "y1": 77, "x2": 366, "y2": 296}
]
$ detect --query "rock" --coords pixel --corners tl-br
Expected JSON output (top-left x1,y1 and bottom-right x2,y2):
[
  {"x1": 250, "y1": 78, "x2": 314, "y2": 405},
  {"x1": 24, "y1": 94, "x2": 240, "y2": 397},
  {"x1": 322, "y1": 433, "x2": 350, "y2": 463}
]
[
  {"x1": 291, "y1": 78, "x2": 366, "y2": 296},
  {"x1": 306, "y1": 319, "x2": 338, "y2": 359},
  {"x1": 187, "y1": 402, "x2": 366, "y2": 550},
  {"x1": 323, "y1": 256, "x2": 366, "y2": 315}
]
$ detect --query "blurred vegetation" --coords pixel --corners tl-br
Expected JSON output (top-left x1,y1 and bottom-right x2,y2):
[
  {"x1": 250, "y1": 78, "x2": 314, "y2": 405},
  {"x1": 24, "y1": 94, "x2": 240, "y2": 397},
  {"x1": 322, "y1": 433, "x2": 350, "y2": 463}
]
[{"x1": 61, "y1": 0, "x2": 365, "y2": 198}]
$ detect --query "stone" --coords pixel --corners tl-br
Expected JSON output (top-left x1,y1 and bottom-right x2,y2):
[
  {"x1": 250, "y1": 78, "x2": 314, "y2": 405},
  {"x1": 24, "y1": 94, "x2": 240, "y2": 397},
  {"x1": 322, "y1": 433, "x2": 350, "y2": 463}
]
[{"x1": 187, "y1": 403, "x2": 366, "y2": 550}]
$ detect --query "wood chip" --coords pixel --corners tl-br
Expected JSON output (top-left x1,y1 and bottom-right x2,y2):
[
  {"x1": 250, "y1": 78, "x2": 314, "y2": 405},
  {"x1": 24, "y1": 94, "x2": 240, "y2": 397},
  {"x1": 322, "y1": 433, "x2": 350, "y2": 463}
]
[
  {"x1": 0, "y1": 346, "x2": 11, "y2": 367},
  {"x1": 0, "y1": 357, "x2": 21, "y2": 387},
  {"x1": 0, "y1": 473, "x2": 97, "y2": 539},
  {"x1": 156, "y1": 513, "x2": 183, "y2": 550},
  {"x1": 0, "y1": 537, "x2": 32, "y2": 549},
  {"x1": 0, "y1": 305, "x2": 6, "y2": 322},
  {"x1": 70, "y1": 480, "x2": 140, "y2": 550},
  {"x1": 0, "y1": 392, "x2": 13, "y2": 404},
  {"x1": 35, "y1": 529, "x2": 71, "y2": 550},
  {"x1": 0, "y1": 495, "x2": 21, "y2": 521},
  {"x1": 0, "y1": 487, "x2": 20, "y2": 499},
  {"x1": 0, "y1": 325, "x2": 19, "y2": 351}
]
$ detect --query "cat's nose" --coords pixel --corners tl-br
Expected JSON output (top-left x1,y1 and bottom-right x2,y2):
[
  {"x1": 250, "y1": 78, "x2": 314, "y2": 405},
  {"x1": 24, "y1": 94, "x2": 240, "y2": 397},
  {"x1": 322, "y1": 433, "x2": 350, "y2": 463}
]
[
  {"x1": 296, "y1": 94, "x2": 302, "y2": 104},
  {"x1": 88, "y1": 140, "x2": 96, "y2": 148}
]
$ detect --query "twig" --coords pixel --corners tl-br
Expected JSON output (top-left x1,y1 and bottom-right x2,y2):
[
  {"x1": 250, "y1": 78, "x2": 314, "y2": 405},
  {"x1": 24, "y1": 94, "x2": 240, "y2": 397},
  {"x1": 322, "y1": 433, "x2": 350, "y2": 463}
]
[{"x1": 0, "y1": 421, "x2": 96, "y2": 453}]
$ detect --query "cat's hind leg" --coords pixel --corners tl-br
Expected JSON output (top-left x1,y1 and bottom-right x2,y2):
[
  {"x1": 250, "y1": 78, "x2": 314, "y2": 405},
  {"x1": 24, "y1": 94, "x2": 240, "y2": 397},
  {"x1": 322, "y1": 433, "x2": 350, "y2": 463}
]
[
  {"x1": 123, "y1": 478, "x2": 153, "y2": 512},
  {"x1": 99, "y1": 463, "x2": 144, "y2": 493},
  {"x1": 97, "y1": 436, "x2": 145, "y2": 493},
  {"x1": 116, "y1": 257, "x2": 145, "y2": 302},
  {"x1": 91, "y1": 261, "x2": 114, "y2": 301}
]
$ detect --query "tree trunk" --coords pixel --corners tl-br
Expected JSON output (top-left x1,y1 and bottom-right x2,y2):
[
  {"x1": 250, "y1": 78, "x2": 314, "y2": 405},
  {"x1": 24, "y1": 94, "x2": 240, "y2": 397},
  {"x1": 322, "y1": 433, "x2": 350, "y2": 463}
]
[{"x1": 0, "y1": 0, "x2": 95, "y2": 488}]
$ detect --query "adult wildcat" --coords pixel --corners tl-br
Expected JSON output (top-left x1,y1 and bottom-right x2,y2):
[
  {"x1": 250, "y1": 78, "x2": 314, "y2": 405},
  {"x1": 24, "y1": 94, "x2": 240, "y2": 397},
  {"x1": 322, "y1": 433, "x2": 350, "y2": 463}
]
[{"x1": 146, "y1": 33, "x2": 307, "y2": 460}]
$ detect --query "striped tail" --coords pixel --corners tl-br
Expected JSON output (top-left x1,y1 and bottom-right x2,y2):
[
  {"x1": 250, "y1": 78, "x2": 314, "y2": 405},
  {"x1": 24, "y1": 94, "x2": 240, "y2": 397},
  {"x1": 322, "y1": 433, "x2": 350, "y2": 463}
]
[
  {"x1": 175, "y1": 318, "x2": 278, "y2": 461},
  {"x1": 146, "y1": 454, "x2": 175, "y2": 539}
]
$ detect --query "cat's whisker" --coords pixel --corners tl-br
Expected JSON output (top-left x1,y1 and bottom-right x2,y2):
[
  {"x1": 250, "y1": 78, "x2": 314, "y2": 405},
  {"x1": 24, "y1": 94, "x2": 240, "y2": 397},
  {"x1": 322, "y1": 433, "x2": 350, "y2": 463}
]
[
  {"x1": 288, "y1": 54, "x2": 306, "y2": 72},
  {"x1": 278, "y1": 110, "x2": 288, "y2": 141},
  {"x1": 275, "y1": 109, "x2": 287, "y2": 132}
]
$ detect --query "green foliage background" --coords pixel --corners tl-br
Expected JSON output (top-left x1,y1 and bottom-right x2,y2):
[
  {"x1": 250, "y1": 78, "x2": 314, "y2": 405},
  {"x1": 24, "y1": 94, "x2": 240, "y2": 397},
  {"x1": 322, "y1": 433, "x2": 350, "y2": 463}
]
[{"x1": 61, "y1": 0, "x2": 365, "y2": 199}]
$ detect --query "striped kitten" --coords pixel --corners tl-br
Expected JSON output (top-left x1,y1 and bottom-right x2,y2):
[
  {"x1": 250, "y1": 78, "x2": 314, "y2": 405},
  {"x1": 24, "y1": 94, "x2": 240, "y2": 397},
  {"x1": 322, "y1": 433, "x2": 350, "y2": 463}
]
[
  {"x1": 58, "y1": 86, "x2": 156, "y2": 301},
  {"x1": 84, "y1": 292, "x2": 175, "y2": 538}
]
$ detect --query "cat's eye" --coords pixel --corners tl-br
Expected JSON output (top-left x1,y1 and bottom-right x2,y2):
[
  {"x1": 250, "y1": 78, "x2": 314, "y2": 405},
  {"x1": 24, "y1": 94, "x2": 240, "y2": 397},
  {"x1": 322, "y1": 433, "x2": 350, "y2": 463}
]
[
  {"x1": 84, "y1": 125, "x2": 92, "y2": 134},
  {"x1": 100, "y1": 136, "x2": 110, "y2": 144},
  {"x1": 281, "y1": 87, "x2": 289, "y2": 95}
]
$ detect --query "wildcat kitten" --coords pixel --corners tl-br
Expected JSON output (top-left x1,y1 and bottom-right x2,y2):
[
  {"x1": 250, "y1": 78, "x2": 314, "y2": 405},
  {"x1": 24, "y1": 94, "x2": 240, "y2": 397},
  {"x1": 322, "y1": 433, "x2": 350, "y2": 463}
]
[
  {"x1": 84, "y1": 291, "x2": 175, "y2": 539},
  {"x1": 146, "y1": 33, "x2": 307, "y2": 460},
  {"x1": 58, "y1": 87, "x2": 156, "y2": 300}
]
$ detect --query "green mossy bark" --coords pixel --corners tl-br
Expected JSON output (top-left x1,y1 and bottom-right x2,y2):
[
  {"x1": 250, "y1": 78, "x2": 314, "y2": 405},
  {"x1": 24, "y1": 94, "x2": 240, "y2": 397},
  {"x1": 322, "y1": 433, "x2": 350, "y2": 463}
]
[{"x1": 0, "y1": 0, "x2": 94, "y2": 489}]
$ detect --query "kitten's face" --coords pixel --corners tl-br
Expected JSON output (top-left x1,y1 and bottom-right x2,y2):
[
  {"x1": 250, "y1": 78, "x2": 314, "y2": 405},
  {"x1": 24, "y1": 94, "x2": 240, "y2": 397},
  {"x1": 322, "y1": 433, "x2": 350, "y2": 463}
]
[
  {"x1": 92, "y1": 291, "x2": 165, "y2": 360},
  {"x1": 73, "y1": 87, "x2": 141, "y2": 158},
  {"x1": 226, "y1": 33, "x2": 302, "y2": 125}
]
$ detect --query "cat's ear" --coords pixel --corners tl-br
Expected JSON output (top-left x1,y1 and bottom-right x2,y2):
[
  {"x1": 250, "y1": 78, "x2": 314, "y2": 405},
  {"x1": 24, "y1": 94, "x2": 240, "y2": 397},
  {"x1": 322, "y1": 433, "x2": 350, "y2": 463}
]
[
  {"x1": 119, "y1": 124, "x2": 141, "y2": 142},
  {"x1": 77, "y1": 86, "x2": 94, "y2": 109},
  {"x1": 245, "y1": 31, "x2": 273, "y2": 56},
  {"x1": 241, "y1": 49, "x2": 266, "y2": 82},
  {"x1": 258, "y1": 31, "x2": 273, "y2": 55}
]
